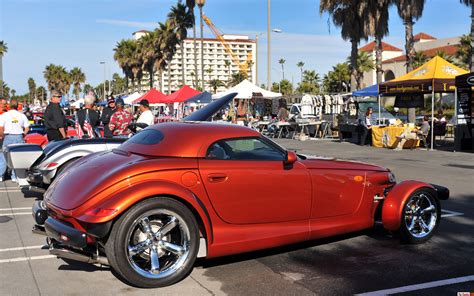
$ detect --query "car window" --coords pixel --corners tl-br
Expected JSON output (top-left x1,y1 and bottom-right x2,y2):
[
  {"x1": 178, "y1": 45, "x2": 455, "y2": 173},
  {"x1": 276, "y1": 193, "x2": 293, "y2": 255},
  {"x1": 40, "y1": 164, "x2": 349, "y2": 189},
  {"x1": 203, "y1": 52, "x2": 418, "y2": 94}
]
[{"x1": 206, "y1": 138, "x2": 285, "y2": 161}]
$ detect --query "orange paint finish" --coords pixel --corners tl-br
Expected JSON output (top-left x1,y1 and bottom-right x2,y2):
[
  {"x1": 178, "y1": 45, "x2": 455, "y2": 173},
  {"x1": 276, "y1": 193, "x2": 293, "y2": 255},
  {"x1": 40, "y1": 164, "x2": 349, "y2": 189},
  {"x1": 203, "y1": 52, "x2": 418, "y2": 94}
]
[{"x1": 382, "y1": 180, "x2": 435, "y2": 231}]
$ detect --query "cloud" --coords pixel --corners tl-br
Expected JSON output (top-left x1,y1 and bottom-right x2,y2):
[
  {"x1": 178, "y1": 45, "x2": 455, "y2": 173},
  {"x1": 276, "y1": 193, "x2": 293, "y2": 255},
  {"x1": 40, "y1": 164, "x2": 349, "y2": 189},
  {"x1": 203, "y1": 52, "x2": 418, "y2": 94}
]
[{"x1": 96, "y1": 19, "x2": 158, "y2": 29}]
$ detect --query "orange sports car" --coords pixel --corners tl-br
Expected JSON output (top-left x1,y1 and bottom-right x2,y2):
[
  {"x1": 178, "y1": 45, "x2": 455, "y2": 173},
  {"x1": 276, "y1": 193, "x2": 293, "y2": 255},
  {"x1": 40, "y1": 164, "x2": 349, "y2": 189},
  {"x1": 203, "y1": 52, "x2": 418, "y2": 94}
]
[{"x1": 35, "y1": 104, "x2": 449, "y2": 288}]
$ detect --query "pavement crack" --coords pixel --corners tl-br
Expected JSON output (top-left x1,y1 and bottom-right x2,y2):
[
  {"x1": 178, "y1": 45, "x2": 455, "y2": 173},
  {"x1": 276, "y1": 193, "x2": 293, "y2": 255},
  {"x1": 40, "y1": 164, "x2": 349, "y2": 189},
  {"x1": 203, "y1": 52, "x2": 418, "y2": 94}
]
[{"x1": 190, "y1": 274, "x2": 216, "y2": 296}]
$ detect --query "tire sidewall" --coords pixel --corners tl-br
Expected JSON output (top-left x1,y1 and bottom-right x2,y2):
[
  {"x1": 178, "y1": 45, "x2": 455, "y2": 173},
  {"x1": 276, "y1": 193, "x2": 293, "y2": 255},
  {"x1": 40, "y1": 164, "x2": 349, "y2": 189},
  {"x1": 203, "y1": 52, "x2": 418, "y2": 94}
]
[{"x1": 106, "y1": 197, "x2": 199, "y2": 288}]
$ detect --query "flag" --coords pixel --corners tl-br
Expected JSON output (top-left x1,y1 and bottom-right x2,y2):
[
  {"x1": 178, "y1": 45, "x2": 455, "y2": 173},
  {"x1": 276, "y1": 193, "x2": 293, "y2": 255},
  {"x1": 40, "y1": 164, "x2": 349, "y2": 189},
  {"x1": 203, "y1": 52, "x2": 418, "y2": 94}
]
[
  {"x1": 83, "y1": 109, "x2": 94, "y2": 138},
  {"x1": 74, "y1": 113, "x2": 84, "y2": 138}
]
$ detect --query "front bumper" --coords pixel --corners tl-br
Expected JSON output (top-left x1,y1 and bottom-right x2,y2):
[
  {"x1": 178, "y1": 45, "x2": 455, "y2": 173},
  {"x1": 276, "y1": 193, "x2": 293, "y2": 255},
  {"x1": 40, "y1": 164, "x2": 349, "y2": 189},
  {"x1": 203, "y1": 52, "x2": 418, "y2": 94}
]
[{"x1": 44, "y1": 217, "x2": 88, "y2": 249}]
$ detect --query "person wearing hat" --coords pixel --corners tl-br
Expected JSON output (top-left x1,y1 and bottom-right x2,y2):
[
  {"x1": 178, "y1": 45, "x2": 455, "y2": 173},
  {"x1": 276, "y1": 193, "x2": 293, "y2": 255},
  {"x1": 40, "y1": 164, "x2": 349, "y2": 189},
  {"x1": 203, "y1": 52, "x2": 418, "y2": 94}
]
[
  {"x1": 108, "y1": 97, "x2": 132, "y2": 136},
  {"x1": 44, "y1": 90, "x2": 67, "y2": 141},
  {"x1": 136, "y1": 99, "x2": 155, "y2": 128},
  {"x1": 101, "y1": 96, "x2": 116, "y2": 138},
  {"x1": 76, "y1": 92, "x2": 100, "y2": 137}
]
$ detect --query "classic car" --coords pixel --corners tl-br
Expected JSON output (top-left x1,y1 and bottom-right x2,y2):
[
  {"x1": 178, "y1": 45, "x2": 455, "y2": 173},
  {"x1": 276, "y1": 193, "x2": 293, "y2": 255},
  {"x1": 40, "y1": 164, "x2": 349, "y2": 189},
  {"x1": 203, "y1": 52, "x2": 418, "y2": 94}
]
[
  {"x1": 5, "y1": 95, "x2": 235, "y2": 190},
  {"x1": 35, "y1": 118, "x2": 449, "y2": 288}
]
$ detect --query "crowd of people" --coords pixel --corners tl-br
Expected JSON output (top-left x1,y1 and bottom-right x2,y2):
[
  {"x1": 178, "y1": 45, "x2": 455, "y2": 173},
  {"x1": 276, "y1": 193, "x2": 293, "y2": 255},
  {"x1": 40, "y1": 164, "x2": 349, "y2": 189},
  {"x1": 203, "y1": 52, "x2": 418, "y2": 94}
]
[{"x1": 0, "y1": 90, "x2": 156, "y2": 182}]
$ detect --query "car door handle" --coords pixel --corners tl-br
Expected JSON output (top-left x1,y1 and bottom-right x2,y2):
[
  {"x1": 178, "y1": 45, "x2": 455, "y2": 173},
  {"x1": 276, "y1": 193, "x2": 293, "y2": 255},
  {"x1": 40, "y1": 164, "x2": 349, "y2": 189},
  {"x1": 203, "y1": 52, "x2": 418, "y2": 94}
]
[{"x1": 208, "y1": 173, "x2": 227, "y2": 183}]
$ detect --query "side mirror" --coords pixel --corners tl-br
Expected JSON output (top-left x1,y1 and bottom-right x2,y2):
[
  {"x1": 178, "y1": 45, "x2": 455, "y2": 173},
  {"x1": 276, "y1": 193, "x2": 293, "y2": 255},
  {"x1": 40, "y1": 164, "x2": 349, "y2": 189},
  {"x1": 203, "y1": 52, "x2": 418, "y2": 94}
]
[{"x1": 284, "y1": 151, "x2": 297, "y2": 167}]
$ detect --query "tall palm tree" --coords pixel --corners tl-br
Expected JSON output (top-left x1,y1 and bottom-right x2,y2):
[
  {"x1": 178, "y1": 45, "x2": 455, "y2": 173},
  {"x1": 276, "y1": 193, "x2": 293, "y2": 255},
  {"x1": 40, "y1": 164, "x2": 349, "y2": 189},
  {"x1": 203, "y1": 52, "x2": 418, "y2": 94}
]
[
  {"x1": 36, "y1": 86, "x2": 46, "y2": 104},
  {"x1": 44, "y1": 64, "x2": 70, "y2": 95},
  {"x1": 455, "y1": 34, "x2": 471, "y2": 69},
  {"x1": 364, "y1": 0, "x2": 391, "y2": 84},
  {"x1": 460, "y1": 0, "x2": 474, "y2": 71},
  {"x1": 0, "y1": 41, "x2": 8, "y2": 97},
  {"x1": 198, "y1": 0, "x2": 206, "y2": 89},
  {"x1": 302, "y1": 70, "x2": 320, "y2": 86},
  {"x1": 395, "y1": 0, "x2": 425, "y2": 122},
  {"x1": 28, "y1": 78, "x2": 36, "y2": 102},
  {"x1": 278, "y1": 58, "x2": 286, "y2": 80},
  {"x1": 320, "y1": 0, "x2": 369, "y2": 91},
  {"x1": 168, "y1": 2, "x2": 194, "y2": 86},
  {"x1": 69, "y1": 67, "x2": 86, "y2": 99},
  {"x1": 114, "y1": 39, "x2": 136, "y2": 93},
  {"x1": 186, "y1": 0, "x2": 198, "y2": 88},
  {"x1": 139, "y1": 30, "x2": 160, "y2": 89},
  {"x1": 347, "y1": 50, "x2": 375, "y2": 89},
  {"x1": 297, "y1": 61, "x2": 305, "y2": 83},
  {"x1": 157, "y1": 20, "x2": 179, "y2": 94}
]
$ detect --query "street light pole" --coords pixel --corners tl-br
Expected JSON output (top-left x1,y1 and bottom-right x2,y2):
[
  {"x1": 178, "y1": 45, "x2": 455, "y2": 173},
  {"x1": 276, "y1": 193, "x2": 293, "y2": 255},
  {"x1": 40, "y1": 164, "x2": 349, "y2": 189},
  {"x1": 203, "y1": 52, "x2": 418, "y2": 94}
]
[
  {"x1": 267, "y1": 0, "x2": 271, "y2": 90},
  {"x1": 197, "y1": 0, "x2": 206, "y2": 91},
  {"x1": 100, "y1": 62, "x2": 106, "y2": 101}
]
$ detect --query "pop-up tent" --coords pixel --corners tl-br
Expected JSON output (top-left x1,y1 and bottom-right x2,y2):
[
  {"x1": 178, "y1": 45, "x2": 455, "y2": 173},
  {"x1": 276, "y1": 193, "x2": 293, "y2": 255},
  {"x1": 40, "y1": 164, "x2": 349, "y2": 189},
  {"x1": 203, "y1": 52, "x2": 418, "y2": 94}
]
[
  {"x1": 132, "y1": 88, "x2": 167, "y2": 104},
  {"x1": 185, "y1": 91, "x2": 212, "y2": 104},
  {"x1": 213, "y1": 79, "x2": 282, "y2": 99},
  {"x1": 380, "y1": 56, "x2": 468, "y2": 149},
  {"x1": 163, "y1": 85, "x2": 201, "y2": 103},
  {"x1": 124, "y1": 92, "x2": 142, "y2": 105},
  {"x1": 353, "y1": 84, "x2": 379, "y2": 97}
]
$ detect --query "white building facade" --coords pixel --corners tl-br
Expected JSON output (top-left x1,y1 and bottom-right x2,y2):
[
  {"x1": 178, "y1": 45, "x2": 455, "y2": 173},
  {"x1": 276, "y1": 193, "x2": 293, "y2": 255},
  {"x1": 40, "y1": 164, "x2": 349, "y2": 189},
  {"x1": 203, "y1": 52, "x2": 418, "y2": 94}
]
[{"x1": 133, "y1": 31, "x2": 256, "y2": 93}]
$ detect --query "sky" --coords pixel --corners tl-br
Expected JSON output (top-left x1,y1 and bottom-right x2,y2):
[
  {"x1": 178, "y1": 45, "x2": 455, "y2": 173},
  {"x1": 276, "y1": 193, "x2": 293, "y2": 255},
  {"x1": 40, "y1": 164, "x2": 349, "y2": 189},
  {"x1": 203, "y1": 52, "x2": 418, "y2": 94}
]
[{"x1": 0, "y1": 0, "x2": 471, "y2": 94}]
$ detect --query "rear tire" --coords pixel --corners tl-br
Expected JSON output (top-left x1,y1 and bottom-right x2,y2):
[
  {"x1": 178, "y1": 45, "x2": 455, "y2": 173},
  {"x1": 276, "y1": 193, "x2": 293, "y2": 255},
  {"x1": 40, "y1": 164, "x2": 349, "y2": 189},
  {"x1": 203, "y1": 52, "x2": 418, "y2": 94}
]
[
  {"x1": 399, "y1": 189, "x2": 440, "y2": 244},
  {"x1": 105, "y1": 197, "x2": 199, "y2": 288}
]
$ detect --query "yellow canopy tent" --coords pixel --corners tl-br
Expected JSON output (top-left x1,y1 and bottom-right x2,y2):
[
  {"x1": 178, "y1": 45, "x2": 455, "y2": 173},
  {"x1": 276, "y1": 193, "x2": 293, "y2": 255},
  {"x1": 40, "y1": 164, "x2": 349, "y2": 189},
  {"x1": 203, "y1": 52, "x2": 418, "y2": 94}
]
[{"x1": 380, "y1": 56, "x2": 468, "y2": 149}]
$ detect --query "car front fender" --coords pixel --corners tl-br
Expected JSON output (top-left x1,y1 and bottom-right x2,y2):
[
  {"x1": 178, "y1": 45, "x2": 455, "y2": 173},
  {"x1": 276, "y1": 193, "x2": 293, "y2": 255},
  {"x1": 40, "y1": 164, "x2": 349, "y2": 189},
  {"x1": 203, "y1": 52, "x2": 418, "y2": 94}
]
[
  {"x1": 75, "y1": 180, "x2": 213, "y2": 242},
  {"x1": 382, "y1": 180, "x2": 436, "y2": 231}
]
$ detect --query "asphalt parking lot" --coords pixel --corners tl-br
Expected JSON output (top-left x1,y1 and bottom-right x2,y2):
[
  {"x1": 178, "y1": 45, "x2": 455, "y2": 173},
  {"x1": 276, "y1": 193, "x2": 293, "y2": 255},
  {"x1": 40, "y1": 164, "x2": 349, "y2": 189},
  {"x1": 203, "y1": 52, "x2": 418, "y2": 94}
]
[{"x1": 0, "y1": 139, "x2": 473, "y2": 296}]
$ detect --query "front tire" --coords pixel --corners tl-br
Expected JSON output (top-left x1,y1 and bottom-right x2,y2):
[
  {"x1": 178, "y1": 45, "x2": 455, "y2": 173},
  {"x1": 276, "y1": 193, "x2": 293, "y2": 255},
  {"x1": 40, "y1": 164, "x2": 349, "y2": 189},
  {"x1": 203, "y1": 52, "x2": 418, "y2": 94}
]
[
  {"x1": 105, "y1": 198, "x2": 199, "y2": 288},
  {"x1": 400, "y1": 189, "x2": 440, "y2": 244}
]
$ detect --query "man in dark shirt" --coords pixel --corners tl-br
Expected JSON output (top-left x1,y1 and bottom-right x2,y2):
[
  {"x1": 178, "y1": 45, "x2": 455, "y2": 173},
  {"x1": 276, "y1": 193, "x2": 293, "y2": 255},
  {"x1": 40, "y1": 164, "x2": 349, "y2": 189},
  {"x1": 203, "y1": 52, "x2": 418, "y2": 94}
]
[
  {"x1": 100, "y1": 96, "x2": 116, "y2": 138},
  {"x1": 44, "y1": 90, "x2": 67, "y2": 141},
  {"x1": 76, "y1": 93, "x2": 100, "y2": 137}
]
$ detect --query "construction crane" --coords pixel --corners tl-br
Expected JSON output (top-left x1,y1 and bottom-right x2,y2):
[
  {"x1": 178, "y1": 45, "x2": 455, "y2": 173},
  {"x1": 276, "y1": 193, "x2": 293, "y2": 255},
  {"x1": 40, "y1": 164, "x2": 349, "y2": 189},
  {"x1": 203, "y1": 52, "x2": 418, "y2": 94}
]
[{"x1": 202, "y1": 14, "x2": 253, "y2": 74}]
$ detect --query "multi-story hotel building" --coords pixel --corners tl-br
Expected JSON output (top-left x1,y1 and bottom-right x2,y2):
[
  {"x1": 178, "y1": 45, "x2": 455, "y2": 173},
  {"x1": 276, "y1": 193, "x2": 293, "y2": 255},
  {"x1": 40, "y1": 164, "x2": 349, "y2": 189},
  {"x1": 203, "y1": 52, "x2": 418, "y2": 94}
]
[{"x1": 133, "y1": 30, "x2": 256, "y2": 93}]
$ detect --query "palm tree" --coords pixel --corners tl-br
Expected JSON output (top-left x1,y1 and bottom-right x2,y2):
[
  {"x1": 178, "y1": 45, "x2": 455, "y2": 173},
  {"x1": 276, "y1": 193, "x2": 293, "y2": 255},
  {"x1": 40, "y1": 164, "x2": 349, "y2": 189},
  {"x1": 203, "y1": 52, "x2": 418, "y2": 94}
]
[
  {"x1": 1, "y1": 81, "x2": 10, "y2": 98},
  {"x1": 412, "y1": 50, "x2": 429, "y2": 69},
  {"x1": 114, "y1": 39, "x2": 136, "y2": 93},
  {"x1": 0, "y1": 41, "x2": 8, "y2": 97},
  {"x1": 224, "y1": 60, "x2": 231, "y2": 80},
  {"x1": 455, "y1": 34, "x2": 471, "y2": 69},
  {"x1": 395, "y1": 0, "x2": 425, "y2": 123},
  {"x1": 435, "y1": 51, "x2": 456, "y2": 64},
  {"x1": 302, "y1": 70, "x2": 320, "y2": 86},
  {"x1": 247, "y1": 60, "x2": 254, "y2": 82},
  {"x1": 460, "y1": 0, "x2": 474, "y2": 71},
  {"x1": 297, "y1": 61, "x2": 305, "y2": 83},
  {"x1": 44, "y1": 64, "x2": 70, "y2": 95},
  {"x1": 11, "y1": 89, "x2": 16, "y2": 97},
  {"x1": 347, "y1": 50, "x2": 375, "y2": 89},
  {"x1": 228, "y1": 71, "x2": 247, "y2": 87},
  {"x1": 139, "y1": 30, "x2": 160, "y2": 89},
  {"x1": 168, "y1": 2, "x2": 194, "y2": 86},
  {"x1": 157, "y1": 21, "x2": 179, "y2": 94},
  {"x1": 205, "y1": 66, "x2": 213, "y2": 90},
  {"x1": 364, "y1": 0, "x2": 391, "y2": 84},
  {"x1": 36, "y1": 86, "x2": 46, "y2": 104},
  {"x1": 186, "y1": 0, "x2": 198, "y2": 88},
  {"x1": 278, "y1": 58, "x2": 286, "y2": 80},
  {"x1": 320, "y1": 1, "x2": 369, "y2": 91},
  {"x1": 198, "y1": 0, "x2": 206, "y2": 89},
  {"x1": 209, "y1": 78, "x2": 223, "y2": 93},
  {"x1": 69, "y1": 67, "x2": 86, "y2": 99},
  {"x1": 28, "y1": 78, "x2": 36, "y2": 102}
]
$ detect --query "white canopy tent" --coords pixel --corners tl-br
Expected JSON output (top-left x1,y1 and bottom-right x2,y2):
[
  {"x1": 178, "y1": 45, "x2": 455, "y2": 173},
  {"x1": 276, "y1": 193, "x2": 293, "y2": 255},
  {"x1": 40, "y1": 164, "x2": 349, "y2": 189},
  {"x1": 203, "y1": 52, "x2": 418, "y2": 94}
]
[
  {"x1": 70, "y1": 98, "x2": 84, "y2": 108},
  {"x1": 124, "y1": 92, "x2": 142, "y2": 105},
  {"x1": 213, "y1": 79, "x2": 282, "y2": 99}
]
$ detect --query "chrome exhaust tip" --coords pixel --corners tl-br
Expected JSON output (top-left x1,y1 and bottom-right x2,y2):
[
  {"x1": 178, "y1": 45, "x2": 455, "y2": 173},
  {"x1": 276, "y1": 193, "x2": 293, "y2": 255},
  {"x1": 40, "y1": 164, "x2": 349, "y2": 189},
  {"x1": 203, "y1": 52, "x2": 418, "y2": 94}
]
[{"x1": 49, "y1": 244, "x2": 109, "y2": 266}]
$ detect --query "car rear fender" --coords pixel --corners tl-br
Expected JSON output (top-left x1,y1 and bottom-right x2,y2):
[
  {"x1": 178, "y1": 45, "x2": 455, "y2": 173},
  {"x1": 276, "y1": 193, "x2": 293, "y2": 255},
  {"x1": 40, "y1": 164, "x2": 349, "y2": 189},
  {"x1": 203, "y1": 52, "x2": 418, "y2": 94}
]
[
  {"x1": 382, "y1": 180, "x2": 436, "y2": 231},
  {"x1": 75, "y1": 180, "x2": 213, "y2": 243}
]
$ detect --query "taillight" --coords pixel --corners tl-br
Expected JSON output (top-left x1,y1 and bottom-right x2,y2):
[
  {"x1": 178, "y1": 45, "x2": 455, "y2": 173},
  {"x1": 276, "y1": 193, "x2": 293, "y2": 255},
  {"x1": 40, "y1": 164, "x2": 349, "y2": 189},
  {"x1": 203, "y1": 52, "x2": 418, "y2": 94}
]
[
  {"x1": 85, "y1": 208, "x2": 117, "y2": 217},
  {"x1": 45, "y1": 162, "x2": 58, "y2": 169}
]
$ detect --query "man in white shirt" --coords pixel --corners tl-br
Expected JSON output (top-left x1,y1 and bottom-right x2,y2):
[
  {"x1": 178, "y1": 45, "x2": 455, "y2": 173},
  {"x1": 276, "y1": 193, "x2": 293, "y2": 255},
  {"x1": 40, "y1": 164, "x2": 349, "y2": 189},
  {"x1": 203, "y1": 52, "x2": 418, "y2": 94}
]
[
  {"x1": 136, "y1": 99, "x2": 155, "y2": 129},
  {"x1": 0, "y1": 99, "x2": 30, "y2": 182}
]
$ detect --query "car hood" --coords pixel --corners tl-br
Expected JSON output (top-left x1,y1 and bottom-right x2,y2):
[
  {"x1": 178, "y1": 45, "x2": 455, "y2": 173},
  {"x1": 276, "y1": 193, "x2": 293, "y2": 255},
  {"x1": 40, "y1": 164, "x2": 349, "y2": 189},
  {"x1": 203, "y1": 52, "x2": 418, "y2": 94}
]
[{"x1": 300, "y1": 154, "x2": 387, "y2": 171}]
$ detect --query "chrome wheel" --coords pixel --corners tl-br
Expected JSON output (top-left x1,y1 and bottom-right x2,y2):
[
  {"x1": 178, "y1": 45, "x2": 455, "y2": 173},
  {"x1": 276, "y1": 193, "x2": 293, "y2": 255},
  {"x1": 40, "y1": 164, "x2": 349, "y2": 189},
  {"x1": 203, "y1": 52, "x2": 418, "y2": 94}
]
[
  {"x1": 126, "y1": 210, "x2": 190, "y2": 279},
  {"x1": 403, "y1": 192, "x2": 438, "y2": 239}
]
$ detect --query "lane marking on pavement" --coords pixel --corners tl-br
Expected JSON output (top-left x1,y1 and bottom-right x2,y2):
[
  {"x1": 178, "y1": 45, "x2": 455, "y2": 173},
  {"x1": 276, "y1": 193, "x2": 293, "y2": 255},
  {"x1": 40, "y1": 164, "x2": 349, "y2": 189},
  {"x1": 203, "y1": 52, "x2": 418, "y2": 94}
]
[
  {"x1": 0, "y1": 212, "x2": 31, "y2": 217},
  {"x1": 0, "y1": 189, "x2": 22, "y2": 193},
  {"x1": 0, "y1": 245, "x2": 45, "y2": 252},
  {"x1": 441, "y1": 209, "x2": 464, "y2": 218},
  {"x1": 0, "y1": 207, "x2": 31, "y2": 211},
  {"x1": 0, "y1": 255, "x2": 56, "y2": 264},
  {"x1": 356, "y1": 275, "x2": 474, "y2": 295}
]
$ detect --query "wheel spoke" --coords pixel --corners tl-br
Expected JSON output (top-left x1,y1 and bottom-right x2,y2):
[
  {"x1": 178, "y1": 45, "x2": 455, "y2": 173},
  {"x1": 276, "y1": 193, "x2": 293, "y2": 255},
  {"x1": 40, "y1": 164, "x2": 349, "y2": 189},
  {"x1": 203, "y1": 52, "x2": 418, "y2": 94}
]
[
  {"x1": 158, "y1": 217, "x2": 178, "y2": 236},
  {"x1": 421, "y1": 205, "x2": 435, "y2": 214},
  {"x1": 128, "y1": 239, "x2": 151, "y2": 257},
  {"x1": 408, "y1": 216, "x2": 417, "y2": 231},
  {"x1": 139, "y1": 217, "x2": 153, "y2": 236},
  {"x1": 150, "y1": 246, "x2": 160, "y2": 274},
  {"x1": 419, "y1": 219, "x2": 430, "y2": 233},
  {"x1": 160, "y1": 241, "x2": 186, "y2": 256}
]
